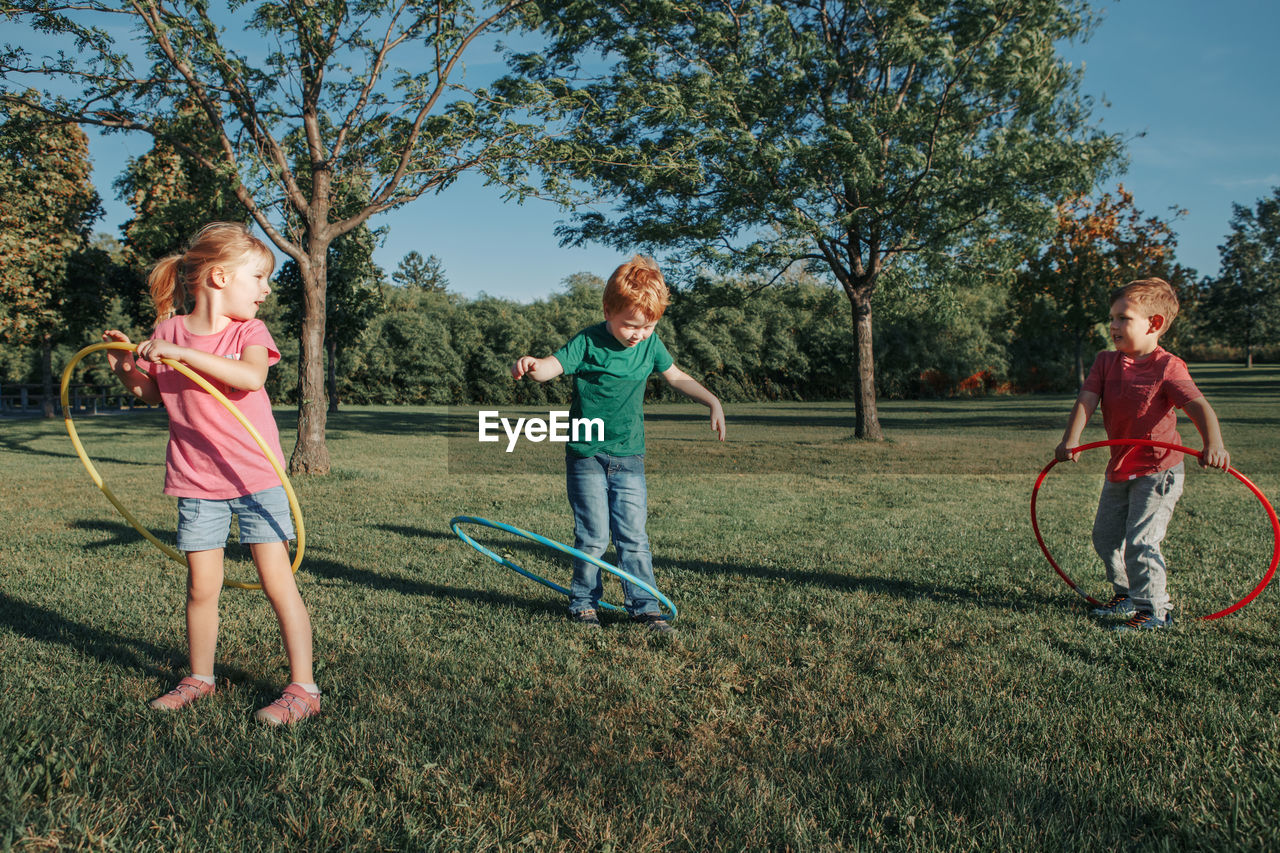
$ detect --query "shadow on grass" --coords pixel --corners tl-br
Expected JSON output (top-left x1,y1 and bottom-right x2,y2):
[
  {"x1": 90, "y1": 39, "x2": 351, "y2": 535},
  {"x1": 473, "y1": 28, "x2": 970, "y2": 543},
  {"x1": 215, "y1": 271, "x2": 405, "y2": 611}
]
[
  {"x1": 0, "y1": 428, "x2": 159, "y2": 466},
  {"x1": 379, "y1": 523, "x2": 1063, "y2": 612},
  {"x1": 0, "y1": 590, "x2": 179, "y2": 680},
  {"x1": 646, "y1": 409, "x2": 852, "y2": 431},
  {"x1": 73, "y1": 518, "x2": 174, "y2": 550},
  {"x1": 303, "y1": 556, "x2": 564, "y2": 618},
  {"x1": 377, "y1": 523, "x2": 458, "y2": 543},
  {"x1": 646, "y1": 404, "x2": 1065, "y2": 433},
  {"x1": 71, "y1": 520, "x2": 269, "y2": 568},
  {"x1": 0, "y1": 591, "x2": 276, "y2": 695},
  {"x1": 655, "y1": 554, "x2": 1063, "y2": 611},
  {"x1": 814, "y1": 742, "x2": 1174, "y2": 847},
  {"x1": 324, "y1": 409, "x2": 460, "y2": 437}
]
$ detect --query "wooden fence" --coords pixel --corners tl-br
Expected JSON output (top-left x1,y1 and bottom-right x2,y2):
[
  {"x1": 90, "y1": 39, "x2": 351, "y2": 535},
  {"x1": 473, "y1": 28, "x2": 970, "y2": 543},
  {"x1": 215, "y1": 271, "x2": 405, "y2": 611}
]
[{"x1": 0, "y1": 383, "x2": 158, "y2": 415}]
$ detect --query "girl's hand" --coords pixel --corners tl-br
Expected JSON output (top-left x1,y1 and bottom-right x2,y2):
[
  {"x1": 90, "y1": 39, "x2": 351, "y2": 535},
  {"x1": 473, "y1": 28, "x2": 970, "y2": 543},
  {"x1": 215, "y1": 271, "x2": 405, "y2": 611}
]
[
  {"x1": 102, "y1": 330, "x2": 133, "y2": 373},
  {"x1": 135, "y1": 338, "x2": 179, "y2": 363},
  {"x1": 1054, "y1": 440, "x2": 1079, "y2": 463}
]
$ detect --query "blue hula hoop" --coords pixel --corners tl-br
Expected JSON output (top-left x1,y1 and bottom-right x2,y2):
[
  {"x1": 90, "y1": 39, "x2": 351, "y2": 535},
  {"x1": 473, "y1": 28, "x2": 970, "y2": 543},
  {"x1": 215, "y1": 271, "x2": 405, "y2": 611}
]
[{"x1": 449, "y1": 515, "x2": 678, "y2": 620}]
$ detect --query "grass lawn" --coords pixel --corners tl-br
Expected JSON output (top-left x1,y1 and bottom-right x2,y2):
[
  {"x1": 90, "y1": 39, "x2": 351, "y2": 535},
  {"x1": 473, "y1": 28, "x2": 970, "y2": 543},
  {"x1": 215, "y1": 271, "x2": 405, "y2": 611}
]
[{"x1": 2, "y1": 363, "x2": 1278, "y2": 850}]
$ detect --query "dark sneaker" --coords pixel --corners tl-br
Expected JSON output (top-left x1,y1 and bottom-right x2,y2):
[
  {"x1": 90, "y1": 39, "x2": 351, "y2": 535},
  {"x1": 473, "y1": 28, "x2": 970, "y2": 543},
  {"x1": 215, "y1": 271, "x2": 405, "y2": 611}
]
[
  {"x1": 1110, "y1": 610, "x2": 1174, "y2": 632},
  {"x1": 570, "y1": 608, "x2": 601, "y2": 627},
  {"x1": 632, "y1": 613, "x2": 673, "y2": 634},
  {"x1": 1092, "y1": 593, "x2": 1135, "y2": 617}
]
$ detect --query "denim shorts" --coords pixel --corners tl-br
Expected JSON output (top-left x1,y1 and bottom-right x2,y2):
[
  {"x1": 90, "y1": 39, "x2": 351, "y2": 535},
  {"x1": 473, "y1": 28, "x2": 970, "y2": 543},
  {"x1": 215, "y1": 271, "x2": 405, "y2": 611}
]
[{"x1": 176, "y1": 486, "x2": 295, "y2": 552}]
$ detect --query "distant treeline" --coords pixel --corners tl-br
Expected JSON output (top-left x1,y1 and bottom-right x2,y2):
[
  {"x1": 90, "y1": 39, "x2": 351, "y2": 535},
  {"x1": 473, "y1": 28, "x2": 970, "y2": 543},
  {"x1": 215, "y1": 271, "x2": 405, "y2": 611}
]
[
  {"x1": 259, "y1": 273, "x2": 1266, "y2": 406},
  {"x1": 9, "y1": 272, "x2": 1267, "y2": 409}
]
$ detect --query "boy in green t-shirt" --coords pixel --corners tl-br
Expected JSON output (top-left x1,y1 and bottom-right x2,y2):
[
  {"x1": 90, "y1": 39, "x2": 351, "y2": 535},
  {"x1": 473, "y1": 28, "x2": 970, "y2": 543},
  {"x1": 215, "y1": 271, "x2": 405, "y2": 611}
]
[{"x1": 512, "y1": 256, "x2": 725, "y2": 632}]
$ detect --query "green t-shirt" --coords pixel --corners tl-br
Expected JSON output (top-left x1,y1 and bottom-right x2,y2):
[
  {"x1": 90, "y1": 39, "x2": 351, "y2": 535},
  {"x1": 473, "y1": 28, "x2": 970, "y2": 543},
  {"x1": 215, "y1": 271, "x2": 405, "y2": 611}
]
[{"x1": 553, "y1": 322, "x2": 674, "y2": 458}]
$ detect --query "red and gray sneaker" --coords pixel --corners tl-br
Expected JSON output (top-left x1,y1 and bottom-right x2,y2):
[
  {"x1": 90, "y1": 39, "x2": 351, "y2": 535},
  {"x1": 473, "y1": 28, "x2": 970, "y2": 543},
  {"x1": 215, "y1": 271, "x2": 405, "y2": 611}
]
[
  {"x1": 255, "y1": 684, "x2": 321, "y2": 725},
  {"x1": 1110, "y1": 610, "x2": 1174, "y2": 632},
  {"x1": 148, "y1": 676, "x2": 215, "y2": 711},
  {"x1": 1091, "y1": 593, "x2": 1135, "y2": 617}
]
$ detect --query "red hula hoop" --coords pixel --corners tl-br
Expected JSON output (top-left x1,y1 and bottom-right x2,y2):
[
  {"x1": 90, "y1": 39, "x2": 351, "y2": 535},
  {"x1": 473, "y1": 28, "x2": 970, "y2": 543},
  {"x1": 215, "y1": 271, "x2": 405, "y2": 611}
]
[{"x1": 1031, "y1": 438, "x2": 1279, "y2": 621}]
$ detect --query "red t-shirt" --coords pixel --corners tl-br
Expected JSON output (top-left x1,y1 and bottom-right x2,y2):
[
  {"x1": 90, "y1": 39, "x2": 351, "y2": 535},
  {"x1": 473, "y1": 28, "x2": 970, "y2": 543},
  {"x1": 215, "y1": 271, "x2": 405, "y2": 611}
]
[
  {"x1": 144, "y1": 316, "x2": 286, "y2": 499},
  {"x1": 1081, "y1": 347, "x2": 1202, "y2": 482}
]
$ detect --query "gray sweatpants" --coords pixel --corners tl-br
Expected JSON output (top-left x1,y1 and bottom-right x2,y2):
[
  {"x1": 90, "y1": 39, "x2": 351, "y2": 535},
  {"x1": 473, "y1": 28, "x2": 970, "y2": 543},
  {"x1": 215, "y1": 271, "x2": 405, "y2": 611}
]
[{"x1": 1091, "y1": 463, "x2": 1184, "y2": 619}]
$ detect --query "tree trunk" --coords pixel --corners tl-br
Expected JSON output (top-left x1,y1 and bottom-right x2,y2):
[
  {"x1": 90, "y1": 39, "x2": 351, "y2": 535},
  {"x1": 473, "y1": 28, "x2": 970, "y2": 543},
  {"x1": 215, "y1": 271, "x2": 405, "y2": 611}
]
[
  {"x1": 327, "y1": 337, "x2": 339, "y2": 414},
  {"x1": 849, "y1": 292, "x2": 884, "y2": 441},
  {"x1": 290, "y1": 248, "x2": 331, "y2": 474},
  {"x1": 41, "y1": 333, "x2": 55, "y2": 418}
]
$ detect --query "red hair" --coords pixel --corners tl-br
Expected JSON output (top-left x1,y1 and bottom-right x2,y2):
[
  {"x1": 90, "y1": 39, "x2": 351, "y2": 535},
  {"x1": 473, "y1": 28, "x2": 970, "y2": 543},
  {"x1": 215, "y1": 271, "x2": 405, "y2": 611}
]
[
  {"x1": 147, "y1": 222, "x2": 274, "y2": 324},
  {"x1": 603, "y1": 255, "x2": 669, "y2": 321},
  {"x1": 1111, "y1": 277, "x2": 1179, "y2": 330}
]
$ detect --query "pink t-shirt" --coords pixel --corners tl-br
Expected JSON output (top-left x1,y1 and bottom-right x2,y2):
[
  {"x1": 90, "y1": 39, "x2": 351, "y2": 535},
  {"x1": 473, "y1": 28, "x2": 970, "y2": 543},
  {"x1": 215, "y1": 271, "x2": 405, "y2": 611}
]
[
  {"x1": 1081, "y1": 347, "x2": 1202, "y2": 482},
  {"x1": 144, "y1": 316, "x2": 287, "y2": 499}
]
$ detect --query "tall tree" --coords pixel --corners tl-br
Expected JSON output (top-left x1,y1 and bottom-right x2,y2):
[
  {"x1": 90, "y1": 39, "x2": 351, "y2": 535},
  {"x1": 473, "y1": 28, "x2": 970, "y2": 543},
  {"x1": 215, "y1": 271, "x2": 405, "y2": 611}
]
[
  {"x1": 391, "y1": 250, "x2": 450, "y2": 292},
  {"x1": 1199, "y1": 188, "x2": 1280, "y2": 368},
  {"x1": 522, "y1": 0, "x2": 1118, "y2": 438},
  {"x1": 1016, "y1": 185, "x2": 1184, "y2": 386},
  {"x1": 3, "y1": 1, "x2": 552, "y2": 472},
  {"x1": 276, "y1": 222, "x2": 386, "y2": 413},
  {"x1": 114, "y1": 100, "x2": 246, "y2": 264},
  {"x1": 0, "y1": 97, "x2": 101, "y2": 416}
]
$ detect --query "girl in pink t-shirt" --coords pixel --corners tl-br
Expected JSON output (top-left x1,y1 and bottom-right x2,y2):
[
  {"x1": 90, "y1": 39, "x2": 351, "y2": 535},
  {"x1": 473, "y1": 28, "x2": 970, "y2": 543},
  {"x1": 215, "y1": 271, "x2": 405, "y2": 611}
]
[{"x1": 103, "y1": 222, "x2": 319, "y2": 725}]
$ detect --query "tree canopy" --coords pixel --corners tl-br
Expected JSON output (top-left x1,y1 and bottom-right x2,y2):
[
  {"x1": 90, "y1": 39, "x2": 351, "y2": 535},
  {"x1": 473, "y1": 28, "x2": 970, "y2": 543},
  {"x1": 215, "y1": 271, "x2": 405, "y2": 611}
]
[
  {"x1": 521, "y1": 0, "x2": 1119, "y2": 438},
  {"x1": 1013, "y1": 185, "x2": 1187, "y2": 387},
  {"x1": 2, "y1": 0, "x2": 555, "y2": 472},
  {"x1": 392, "y1": 251, "x2": 451, "y2": 292},
  {"x1": 1199, "y1": 188, "x2": 1280, "y2": 367},
  {"x1": 0, "y1": 97, "x2": 101, "y2": 414}
]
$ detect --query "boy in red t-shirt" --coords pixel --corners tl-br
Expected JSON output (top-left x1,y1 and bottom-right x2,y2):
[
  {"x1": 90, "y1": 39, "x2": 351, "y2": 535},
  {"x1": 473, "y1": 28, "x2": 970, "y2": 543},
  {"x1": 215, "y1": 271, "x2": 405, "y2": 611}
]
[{"x1": 1055, "y1": 278, "x2": 1230, "y2": 630}]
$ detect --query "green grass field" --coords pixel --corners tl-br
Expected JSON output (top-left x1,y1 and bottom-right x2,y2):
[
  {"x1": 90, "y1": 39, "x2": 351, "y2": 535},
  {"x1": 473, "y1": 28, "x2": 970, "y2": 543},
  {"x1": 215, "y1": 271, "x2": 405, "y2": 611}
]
[{"x1": 3, "y1": 365, "x2": 1279, "y2": 851}]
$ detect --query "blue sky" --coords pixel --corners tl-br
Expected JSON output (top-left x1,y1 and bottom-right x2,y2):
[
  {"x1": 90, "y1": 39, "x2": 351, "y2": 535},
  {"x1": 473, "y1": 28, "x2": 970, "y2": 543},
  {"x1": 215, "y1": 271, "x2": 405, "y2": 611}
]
[{"x1": 75, "y1": 0, "x2": 1280, "y2": 302}]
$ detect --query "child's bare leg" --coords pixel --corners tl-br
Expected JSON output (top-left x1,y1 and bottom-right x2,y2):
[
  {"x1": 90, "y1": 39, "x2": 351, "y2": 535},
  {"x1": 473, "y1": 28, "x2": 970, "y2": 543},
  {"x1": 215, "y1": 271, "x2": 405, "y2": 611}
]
[
  {"x1": 185, "y1": 549, "x2": 225, "y2": 677},
  {"x1": 251, "y1": 541, "x2": 313, "y2": 684}
]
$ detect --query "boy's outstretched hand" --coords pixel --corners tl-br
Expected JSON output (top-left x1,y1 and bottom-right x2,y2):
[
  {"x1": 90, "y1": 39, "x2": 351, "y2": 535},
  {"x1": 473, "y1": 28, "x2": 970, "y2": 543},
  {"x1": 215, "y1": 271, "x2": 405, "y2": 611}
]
[
  {"x1": 511, "y1": 356, "x2": 537, "y2": 380},
  {"x1": 709, "y1": 403, "x2": 726, "y2": 441},
  {"x1": 510, "y1": 355, "x2": 565, "y2": 383}
]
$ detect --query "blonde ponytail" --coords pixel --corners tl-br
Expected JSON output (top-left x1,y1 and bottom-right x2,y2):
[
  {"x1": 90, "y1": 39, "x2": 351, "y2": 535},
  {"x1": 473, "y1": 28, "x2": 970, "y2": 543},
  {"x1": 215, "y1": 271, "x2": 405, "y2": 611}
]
[{"x1": 148, "y1": 254, "x2": 187, "y2": 324}]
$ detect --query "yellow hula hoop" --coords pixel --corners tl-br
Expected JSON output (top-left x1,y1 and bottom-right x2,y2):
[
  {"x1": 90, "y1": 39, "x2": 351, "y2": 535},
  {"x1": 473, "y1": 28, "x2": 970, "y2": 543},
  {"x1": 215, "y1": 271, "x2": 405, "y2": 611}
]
[{"x1": 61, "y1": 341, "x2": 305, "y2": 591}]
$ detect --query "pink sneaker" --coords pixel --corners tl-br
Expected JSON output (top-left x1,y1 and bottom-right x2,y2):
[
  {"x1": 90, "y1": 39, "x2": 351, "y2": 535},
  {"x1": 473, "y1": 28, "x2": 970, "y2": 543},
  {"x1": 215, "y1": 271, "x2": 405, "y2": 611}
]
[
  {"x1": 255, "y1": 684, "x2": 321, "y2": 725},
  {"x1": 148, "y1": 676, "x2": 215, "y2": 711}
]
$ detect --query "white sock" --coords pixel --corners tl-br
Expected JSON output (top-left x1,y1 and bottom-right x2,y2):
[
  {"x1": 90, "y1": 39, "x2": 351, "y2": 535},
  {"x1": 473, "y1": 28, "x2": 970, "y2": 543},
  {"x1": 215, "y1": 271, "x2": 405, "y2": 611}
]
[
  {"x1": 291, "y1": 681, "x2": 320, "y2": 696},
  {"x1": 190, "y1": 673, "x2": 215, "y2": 686}
]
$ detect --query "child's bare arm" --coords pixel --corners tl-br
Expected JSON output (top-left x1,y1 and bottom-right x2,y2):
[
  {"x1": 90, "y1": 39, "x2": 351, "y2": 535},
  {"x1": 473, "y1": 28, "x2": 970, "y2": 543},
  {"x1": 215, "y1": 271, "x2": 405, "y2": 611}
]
[
  {"x1": 661, "y1": 364, "x2": 726, "y2": 441},
  {"x1": 135, "y1": 338, "x2": 271, "y2": 392},
  {"x1": 1055, "y1": 390, "x2": 1100, "y2": 462},
  {"x1": 1182, "y1": 396, "x2": 1230, "y2": 470},
  {"x1": 511, "y1": 355, "x2": 564, "y2": 382},
  {"x1": 101, "y1": 330, "x2": 161, "y2": 404}
]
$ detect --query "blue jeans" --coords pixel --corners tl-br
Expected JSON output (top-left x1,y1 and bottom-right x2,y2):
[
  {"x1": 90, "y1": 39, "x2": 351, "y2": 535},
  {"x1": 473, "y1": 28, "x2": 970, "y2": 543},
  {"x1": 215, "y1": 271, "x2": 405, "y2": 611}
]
[{"x1": 565, "y1": 452, "x2": 660, "y2": 617}]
